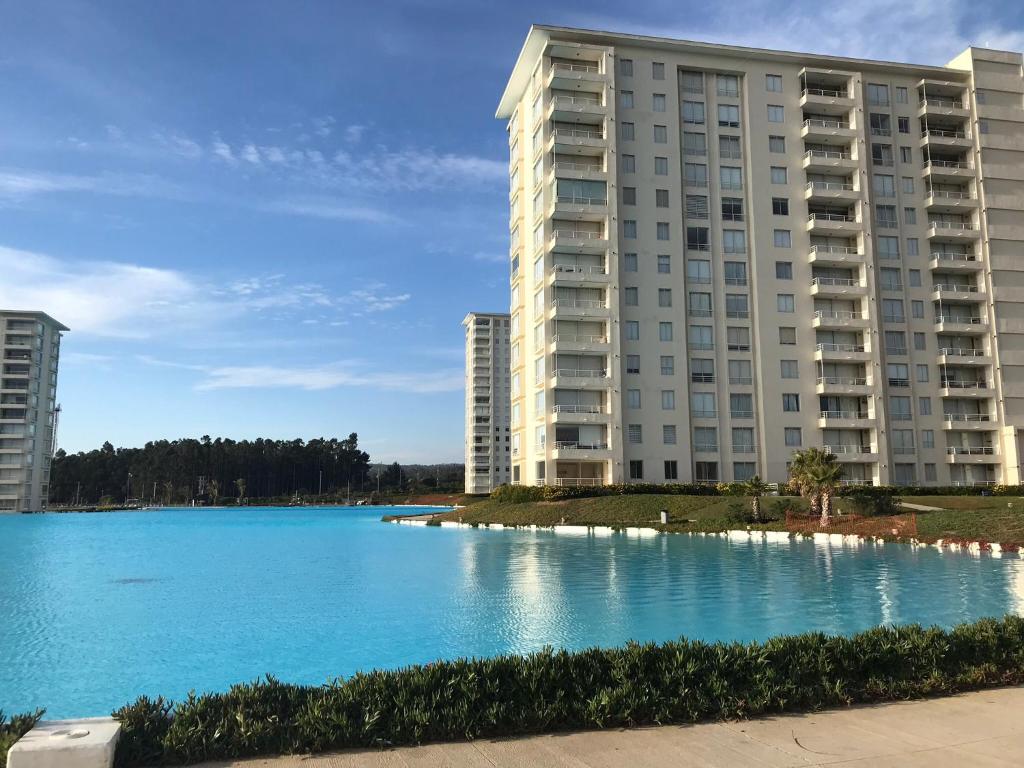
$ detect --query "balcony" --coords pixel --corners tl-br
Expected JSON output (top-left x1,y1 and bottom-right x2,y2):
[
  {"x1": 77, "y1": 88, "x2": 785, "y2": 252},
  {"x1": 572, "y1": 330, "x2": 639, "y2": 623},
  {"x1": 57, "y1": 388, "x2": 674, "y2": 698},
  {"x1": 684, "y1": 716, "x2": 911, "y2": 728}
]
[
  {"x1": 548, "y1": 93, "x2": 608, "y2": 122},
  {"x1": 550, "y1": 264, "x2": 610, "y2": 288},
  {"x1": 549, "y1": 298, "x2": 609, "y2": 319},
  {"x1": 803, "y1": 148, "x2": 857, "y2": 173},
  {"x1": 937, "y1": 347, "x2": 991, "y2": 366},
  {"x1": 550, "y1": 441, "x2": 611, "y2": 460},
  {"x1": 817, "y1": 410, "x2": 872, "y2": 429},
  {"x1": 807, "y1": 212, "x2": 861, "y2": 235},
  {"x1": 550, "y1": 228, "x2": 608, "y2": 254},
  {"x1": 550, "y1": 404, "x2": 610, "y2": 424},
  {"x1": 808, "y1": 244, "x2": 863, "y2": 266},
  {"x1": 547, "y1": 61, "x2": 606, "y2": 90},
  {"x1": 801, "y1": 118, "x2": 856, "y2": 142},
  {"x1": 939, "y1": 379, "x2": 992, "y2": 398},
  {"x1": 814, "y1": 342, "x2": 870, "y2": 362},
  {"x1": 924, "y1": 189, "x2": 978, "y2": 213},
  {"x1": 812, "y1": 309, "x2": 869, "y2": 329},
  {"x1": 945, "y1": 446, "x2": 999, "y2": 464},
  {"x1": 805, "y1": 181, "x2": 859, "y2": 204},
  {"x1": 551, "y1": 194, "x2": 608, "y2": 220},
  {"x1": 927, "y1": 220, "x2": 981, "y2": 241},
  {"x1": 931, "y1": 283, "x2": 983, "y2": 302},
  {"x1": 920, "y1": 128, "x2": 972, "y2": 150},
  {"x1": 928, "y1": 252, "x2": 983, "y2": 271},
  {"x1": 824, "y1": 444, "x2": 878, "y2": 462},
  {"x1": 549, "y1": 333, "x2": 609, "y2": 354},
  {"x1": 799, "y1": 86, "x2": 854, "y2": 111},
  {"x1": 917, "y1": 97, "x2": 969, "y2": 120},
  {"x1": 550, "y1": 158, "x2": 605, "y2": 186},
  {"x1": 934, "y1": 315, "x2": 988, "y2": 335},
  {"x1": 550, "y1": 368, "x2": 609, "y2": 386},
  {"x1": 921, "y1": 159, "x2": 974, "y2": 180},
  {"x1": 816, "y1": 376, "x2": 872, "y2": 396},
  {"x1": 809, "y1": 276, "x2": 866, "y2": 297},
  {"x1": 550, "y1": 126, "x2": 606, "y2": 153},
  {"x1": 942, "y1": 414, "x2": 995, "y2": 431}
]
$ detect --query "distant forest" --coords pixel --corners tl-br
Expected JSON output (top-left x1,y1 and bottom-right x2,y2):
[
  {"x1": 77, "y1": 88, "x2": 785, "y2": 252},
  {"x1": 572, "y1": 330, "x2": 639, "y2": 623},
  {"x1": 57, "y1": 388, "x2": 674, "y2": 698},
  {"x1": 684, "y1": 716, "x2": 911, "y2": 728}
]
[{"x1": 49, "y1": 435, "x2": 464, "y2": 505}]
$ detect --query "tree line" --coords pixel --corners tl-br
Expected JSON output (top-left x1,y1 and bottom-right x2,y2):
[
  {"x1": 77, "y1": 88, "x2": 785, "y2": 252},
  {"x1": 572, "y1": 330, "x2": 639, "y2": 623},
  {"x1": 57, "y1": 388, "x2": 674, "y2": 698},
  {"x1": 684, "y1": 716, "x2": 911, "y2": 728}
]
[{"x1": 50, "y1": 434, "x2": 373, "y2": 505}]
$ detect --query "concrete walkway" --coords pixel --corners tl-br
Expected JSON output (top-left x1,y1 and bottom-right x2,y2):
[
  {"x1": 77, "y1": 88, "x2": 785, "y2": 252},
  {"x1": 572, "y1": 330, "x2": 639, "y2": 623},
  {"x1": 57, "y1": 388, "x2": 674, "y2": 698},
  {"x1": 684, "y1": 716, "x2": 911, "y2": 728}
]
[{"x1": 192, "y1": 686, "x2": 1024, "y2": 767}]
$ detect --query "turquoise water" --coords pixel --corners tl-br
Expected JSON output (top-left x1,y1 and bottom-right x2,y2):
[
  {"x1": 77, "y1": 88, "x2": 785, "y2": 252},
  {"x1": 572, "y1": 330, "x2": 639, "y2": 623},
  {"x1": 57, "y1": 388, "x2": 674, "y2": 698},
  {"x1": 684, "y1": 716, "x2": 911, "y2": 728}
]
[{"x1": 1, "y1": 505, "x2": 1022, "y2": 718}]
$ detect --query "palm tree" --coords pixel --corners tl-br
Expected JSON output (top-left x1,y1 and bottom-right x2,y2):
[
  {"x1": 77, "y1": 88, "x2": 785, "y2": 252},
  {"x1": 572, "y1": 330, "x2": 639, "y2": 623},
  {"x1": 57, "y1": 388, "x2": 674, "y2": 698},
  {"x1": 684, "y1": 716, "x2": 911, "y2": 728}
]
[
  {"x1": 208, "y1": 479, "x2": 219, "y2": 506},
  {"x1": 235, "y1": 478, "x2": 246, "y2": 505},
  {"x1": 788, "y1": 448, "x2": 842, "y2": 524},
  {"x1": 741, "y1": 475, "x2": 771, "y2": 523}
]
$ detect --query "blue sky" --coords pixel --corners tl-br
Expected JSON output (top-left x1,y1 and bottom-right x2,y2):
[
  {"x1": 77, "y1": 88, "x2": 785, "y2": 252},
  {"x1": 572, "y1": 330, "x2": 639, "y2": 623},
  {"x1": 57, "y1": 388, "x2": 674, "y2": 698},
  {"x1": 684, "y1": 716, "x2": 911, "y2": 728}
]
[{"x1": 1, "y1": 0, "x2": 1021, "y2": 462}]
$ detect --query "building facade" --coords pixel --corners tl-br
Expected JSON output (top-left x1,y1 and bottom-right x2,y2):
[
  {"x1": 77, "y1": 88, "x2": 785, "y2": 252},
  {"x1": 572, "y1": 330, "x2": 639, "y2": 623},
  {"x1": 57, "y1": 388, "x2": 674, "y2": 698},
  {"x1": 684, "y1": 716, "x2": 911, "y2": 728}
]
[
  {"x1": 0, "y1": 311, "x2": 67, "y2": 512},
  {"x1": 497, "y1": 26, "x2": 1024, "y2": 488},
  {"x1": 463, "y1": 312, "x2": 512, "y2": 493}
]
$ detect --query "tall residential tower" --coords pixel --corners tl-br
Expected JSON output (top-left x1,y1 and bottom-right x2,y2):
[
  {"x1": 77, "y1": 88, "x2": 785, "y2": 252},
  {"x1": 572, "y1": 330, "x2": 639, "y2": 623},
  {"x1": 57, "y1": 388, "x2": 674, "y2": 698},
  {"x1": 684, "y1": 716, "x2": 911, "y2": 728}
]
[
  {"x1": 0, "y1": 311, "x2": 67, "y2": 512},
  {"x1": 497, "y1": 26, "x2": 1024, "y2": 488},
  {"x1": 463, "y1": 312, "x2": 512, "y2": 493}
]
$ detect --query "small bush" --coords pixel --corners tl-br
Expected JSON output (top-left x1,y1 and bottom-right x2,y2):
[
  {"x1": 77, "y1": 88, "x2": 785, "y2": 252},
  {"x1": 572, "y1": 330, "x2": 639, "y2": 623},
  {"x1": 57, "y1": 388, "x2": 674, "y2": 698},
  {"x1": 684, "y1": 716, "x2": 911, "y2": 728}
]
[
  {"x1": 111, "y1": 616, "x2": 1024, "y2": 766},
  {"x1": 845, "y1": 488, "x2": 902, "y2": 517},
  {"x1": 489, "y1": 484, "x2": 545, "y2": 503},
  {"x1": 0, "y1": 709, "x2": 45, "y2": 768}
]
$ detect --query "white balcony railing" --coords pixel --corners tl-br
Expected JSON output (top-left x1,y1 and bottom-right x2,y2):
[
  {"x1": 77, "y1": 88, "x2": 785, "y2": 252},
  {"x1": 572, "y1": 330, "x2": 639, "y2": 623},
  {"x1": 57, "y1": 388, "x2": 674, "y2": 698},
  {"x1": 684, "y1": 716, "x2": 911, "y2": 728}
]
[
  {"x1": 933, "y1": 283, "x2": 979, "y2": 293},
  {"x1": 923, "y1": 128, "x2": 968, "y2": 140},
  {"x1": 552, "y1": 368, "x2": 608, "y2": 378},
  {"x1": 811, "y1": 277, "x2": 861, "y2": 287},
  {"x1": 810, "y1": 245, "x2": 860, "y2": 256},
  {"x1": 552, "y1": 62, "x2": 600, "y2": 74},
  {"x1": 552, "y1": 94, "x2": 602, "y2": 108},
  {"x1": 552, "y1": 477, "x2": 603, "y2": 486},
  {"x1": 550, "y1": 334, "x2": 607, "y2": 344},
  {"x1": 814, "y1": 310, "x2": 864, "y2": 321},
  {"x1": 552, "y1": 404, "x2": 603, "y2": 414},
  {"x1": 927, "y1": 189, "x2": 973, "y2": 200},
  {"x1": 553, "y1": 160, "x2": 603, "y2": 172},
  {"x1": 947, "y1": 446, "x2": 996, "y2": 455},
  {"x1": 552, "y1": 127, "x2": 604, "y2": 141},
  {"x1": 938, "y1": 347, "x2": 986, "y2": 357},
  {"x1": 920, "y1": 97, "x2": 963, "y2": 109},
  {"x1": 556, "y1": 195, "x2": 608, "y2": 206},
  {"x1": 805, "y1": 149, "x2": 852, "y2": 161},
  {"x1": 803, "y1": 87, "x2": 848, "y2": 98},
  {"x1": 820, "y1": 410, "x2": 869, "y2": 420},
  {"x1": 935, "y1": 315, "x2": 984, "y2": 325},
  {"x1": 803, "y1": 118, "x2": 850, "y2": 130},
  {"x1": 553, "y1": 265, "x2": 606, "y2": 277},
  {"x1": 817, "y1": 376, "x2": 868, "y2": 386},
  {"x1": 816, "y1": 342, "x2": 866, "y2": 353},
  {"x1": 943, "y1": 413, "x2": 992, "y2": 422},
  {"x1": 551, "y1": 299, "x2": 605, "y2": 309},
  {"x1": 824, "y1": 445, "x2": 873, "y2": 455},
  {"x1": 808, "y1": 213, "x2": 857, "y2": 223},
  {"x1": 553, "y1": 441, "x2": 609, "y2": 450},
  {"x1": 931, "y1": 252, "x2": 978, "y2": 263},
  {"x1": 929, "y1": 221, "x2": 976, "y2": 231},
  {"x1": 924, "y1": 159, "x2": 970, "y2": 171},
  {"x1": 806, "y1": 181, "x2": 855, "y2": 193},
  {"x1": 552, "y1": 229, "x2": 604, "y2": 240}
]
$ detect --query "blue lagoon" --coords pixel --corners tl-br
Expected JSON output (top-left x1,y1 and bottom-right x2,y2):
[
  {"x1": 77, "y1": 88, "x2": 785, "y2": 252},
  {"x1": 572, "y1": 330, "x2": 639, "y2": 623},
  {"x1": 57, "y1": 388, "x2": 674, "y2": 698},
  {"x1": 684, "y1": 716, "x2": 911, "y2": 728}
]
[{"x1": 1, "y1": 505, "x2": 1022, "y2": 717}]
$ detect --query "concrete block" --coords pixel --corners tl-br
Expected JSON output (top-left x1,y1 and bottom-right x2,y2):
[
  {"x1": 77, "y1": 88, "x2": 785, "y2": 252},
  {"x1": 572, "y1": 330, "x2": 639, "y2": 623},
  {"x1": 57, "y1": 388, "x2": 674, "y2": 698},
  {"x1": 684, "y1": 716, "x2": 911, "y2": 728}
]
[{"x1": 7, "y1": 718, "x2": 120, "y2": 768}]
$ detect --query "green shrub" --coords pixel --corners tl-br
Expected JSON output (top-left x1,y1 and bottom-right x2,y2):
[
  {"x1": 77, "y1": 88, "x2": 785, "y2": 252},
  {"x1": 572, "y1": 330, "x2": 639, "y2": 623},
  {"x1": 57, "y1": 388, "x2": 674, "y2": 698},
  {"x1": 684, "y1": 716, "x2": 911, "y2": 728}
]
[
  {"x1": 111, "y1": 616, "x2": 1024, "y2": 766},
  {"x1": 0, "y1": 709, "x2": 44, "y2": 768},
  {"x1": 845, "y1": 488, "x2": 902, "y2": 517},
  {"x1": 489, "y1": 484, "x2": 545, "y2": 503}
]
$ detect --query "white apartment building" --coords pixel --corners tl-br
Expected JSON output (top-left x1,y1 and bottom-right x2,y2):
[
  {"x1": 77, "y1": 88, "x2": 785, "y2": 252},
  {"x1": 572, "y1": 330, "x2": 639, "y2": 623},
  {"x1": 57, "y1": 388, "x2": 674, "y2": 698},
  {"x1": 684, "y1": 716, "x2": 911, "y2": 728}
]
[
  {"x1": 497, "y1": 26, "x2": 1024, "y2": 488},
  {"x1": 463, "y1": 312, "x2": 512, "y2": 493},
  {"x1": 0, "y1": 311, "x2": 67, "y2": 512}
]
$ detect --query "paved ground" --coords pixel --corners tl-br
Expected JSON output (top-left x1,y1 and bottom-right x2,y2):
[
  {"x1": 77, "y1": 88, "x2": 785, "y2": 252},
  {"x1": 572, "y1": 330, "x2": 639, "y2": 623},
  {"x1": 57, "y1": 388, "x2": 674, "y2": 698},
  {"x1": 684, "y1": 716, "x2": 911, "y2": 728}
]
[{"x1": 192, "y1": 686, "x2": 1024, "y2": 767}]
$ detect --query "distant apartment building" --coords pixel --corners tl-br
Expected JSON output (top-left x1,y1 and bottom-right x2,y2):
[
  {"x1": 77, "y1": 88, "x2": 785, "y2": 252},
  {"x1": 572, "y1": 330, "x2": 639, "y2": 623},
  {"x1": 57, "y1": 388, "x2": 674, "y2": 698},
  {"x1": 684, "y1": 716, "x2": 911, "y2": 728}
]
[
  {"x1": 463, "y1": 313, "x2": 512, "y2": 494},
  {"x1": 0, "y1": 311, "x2": 67, "y2": 512},
  {"x1": 497, "y1": 26, "x2": 1024, "y2": 488}
]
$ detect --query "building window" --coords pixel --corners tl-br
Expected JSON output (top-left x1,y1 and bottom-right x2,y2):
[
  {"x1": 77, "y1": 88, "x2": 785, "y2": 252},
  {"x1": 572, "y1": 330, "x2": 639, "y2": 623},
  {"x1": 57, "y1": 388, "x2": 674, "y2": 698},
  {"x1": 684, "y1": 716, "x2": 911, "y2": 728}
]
[
  {"x1": 904, "y1": 207, "x2": 917, "y2": 225},
  {"x1": 661, "y1": 390, "x2": 676, "y2": 410},
  {"x1": 625, "y1": 321, "x2": 640, "y2": 340},
  {"x1": 620, "y1": 90, "x2": 634, "y2": 108},
  {"x1": 628, "y1": 424, "x2": 643, "y2": 444},
  {"x1": 876, "y1": 205, "x2": 898, "y2": 228},
  {"x1": 653, "y1": 124, "x2": 667, "y2": 143},
  {"x1": 660, "y1": 355, "x2": 675, "y2": 375},
  {"x1": 689, "y1": 325, "x2": 713, "y2": 351},
  {"x1": 902, "y1": 176, "x2": 915, "y2": 194},
  {"x1": 629, "y1": 460, "x2": 643, "y2": 480},
  {"x1": 877, "y1": 235, "x2": 900, "y2": 259},
  {"x1": 684, "y1": 163, "x2": 708, "y2": 186},
  {"x1": 874, "y1": 175, "x2": 895, "y2": 197},
  {"x1": 916, "y1": 364, "x2": 929, "y2": 383},
  {"x1": 924, "y1": 463, "x2": 937, "y2": 482},
  {"x1": 658, "y1": 288, "x2": 672, "y2": 307},
  {"x1": 785, "y1": 427, "x2": 802, "y2": 447},
  {"x1": 782, "y1": 393, "x2": 800, "y2": 412},
  {"x1": 723, "y1": 261, "x2": 747, "y2": 285},
  {"x1": 722, "y1": 197, "x2": 744, "y2": 221},
  {"x1": 776, "y1": 261, "x2": 793, "y2": 279},
  {"x1": 777, "y1": 294, "x2": 795, "y2": 313},
  {"x1": 683, "y1": 131, "x2": 707, "y2": 156},
  {"x1": 770, "y1": 166, "x2": 788, "y2": 184},
  {"x1": 719, "y1": 135, "x2": 741, "y2": 159},
  {"x1": 780, "y1": 359, "x2": 798, "y2": 379},
  {"x1": 652, "y1": 61, "x2": 665, "y2": 80},
  {"x1": 622, "y1": 187, "x2": 637, "y2": 205},
  {"x1": 624, "y1": 287, "x2": 638, "y2": 306},
  {"x1": 656, "y1": 189, "x2": 669, "y2": 207},
  {"x1": 656, "y1": 222, "x2": 670, "y2": 240},
  {"x1": 898, "y1": 116, "x2": 910, "y2": 134},
  {"x1": 620, "y1": 58, "x2": 633, "y2": 76},
  {"x1": 681, "y1": 70, "x2": 703, "y2": 93},
  {"x1": 627, "y1": 389, "x2": 642, "y2": 408},
  {"x1": 774, "y1": 229, "x2": 792, "y2": 247},
  {"x1": 657, "y1": 254, "x2": 671, "y2": 273},
  {"x1": 766, "y1": 74, "x2": 783, "y2": 92},
  {"x1": 624, "y1": 253, "x2": 638, "y2": 272},
  {"x1": 686, "y1": 193, "x2": 709, "y2": 218},
  {"x1": 912, "y1": 300, "x2": 924, "y2": 319},
  {"x1": 769, "y1": 135, "x2": 785, "y2": 153},
  {"x1": 890, "y1": 396, "x2": 912, "y2": 421},
  {"x1": 727, "y1": 327, "x2": 749, "y2": 352},
  {"x1": 691, "y1": 358, "x2": 715, "y2": 383},
  {"x1": 682, "y1": 101, "x2": 705, "y2": 124},
  {"x1": 895, "y1": 86, "x2": 908, "y2": 103},
  {"x1": 867, "y1": 83, "x2": 889, "y2": 106},
  {"x1": 717, "y1": 74, "x2": 739, "y2": 97},
  {"x1": 659, "y1": 322, "x2": 673, "y2": 341},
  {"x1": 655, "y1": 157, "x2": 669, "y2": 175},
  {"x1": 718, "y1": 104, "x2": 740, "y2": 127},
  {"x1": 626, "y1": 354, "x2": 640, "y2": 374},
  {"x1": 728, "y1": 359, "x2": 751, "y2": 385},
  {"x1": 621, "y1": 121, "x2": 635, "y2": 141},
  {"x1": 922, "y1": 430, "x2": 934, "y2": 449},
  {"x1": 652, "y1": 93, "x2": 666, "y2": 112},
  {"x1": 767, "y1": 104, "x2": 785, "y2": 122},
  {"x1": 913, "y1": 332, "x2": 926, "y2": 351},
  {"x1": 900, "y1": 146, "x2": 912, "y2": 164},
  {"x1": 919, "y1": 396, "x2": 931, "y2": 416},
  {"x1": 779, "y1": 327, "x2": 796, "y2": 345},
  {"x1": 623, "y1": 220, "x2": 637, "y2": 239},
  {"x1": 695, "y1": 462, "x2": 719, "y2": 482},
  {"x1": 722, "y1": 229, "x2": 746, "y2": 253},
  {"x1": 622, "y1": 154, "x2": 635, "y2": 173},
  {"x1": 664, "y1": 459, "x2": 678, "y2": 479},
  {"x1": 907, "y1": 238, "x2": 919, "y2": 256},
  {"x1": 720, "y1": 166, "x2": 742, "y2": 189}
]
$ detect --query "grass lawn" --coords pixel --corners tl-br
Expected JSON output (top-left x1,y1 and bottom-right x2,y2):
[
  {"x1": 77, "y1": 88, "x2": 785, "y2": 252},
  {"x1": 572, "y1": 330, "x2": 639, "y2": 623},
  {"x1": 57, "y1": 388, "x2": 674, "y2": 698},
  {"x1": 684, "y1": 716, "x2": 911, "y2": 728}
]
[{"x1": 425, "y1": 493, "x2": 1024, "y2": 546}]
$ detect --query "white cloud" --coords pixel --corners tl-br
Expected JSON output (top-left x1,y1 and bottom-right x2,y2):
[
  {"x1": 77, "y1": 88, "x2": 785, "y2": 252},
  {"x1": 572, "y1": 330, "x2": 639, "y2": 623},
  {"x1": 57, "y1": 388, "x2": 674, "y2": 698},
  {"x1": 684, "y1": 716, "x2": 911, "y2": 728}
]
[
  {"x1": 262, "y1": 197, "x2": 395, "y2": 223},
  {"x1": 0, "y1": 168, "x2": 180, "y2": 202},
  {"x1": 343, "y1": 124, "x2": 367, "y2": 143},
  {"x1": 472, "y1": 251, "x2": 506, "y2": 263},
  {"x1": 189, "y1": 362, "x2": 462, "y2": 393},
  {"x1": 311, "y1": 116, "x2": 336, "y2": 137},
  {"x1": 241, "y1": 143, "x2": 261, "y2": 164},
  {"x1": 211, "y1": 138, "x2": 236, "y2": 164},
  {"x1": 343, "y1": 288, "x2": 411, "y2": 312}
]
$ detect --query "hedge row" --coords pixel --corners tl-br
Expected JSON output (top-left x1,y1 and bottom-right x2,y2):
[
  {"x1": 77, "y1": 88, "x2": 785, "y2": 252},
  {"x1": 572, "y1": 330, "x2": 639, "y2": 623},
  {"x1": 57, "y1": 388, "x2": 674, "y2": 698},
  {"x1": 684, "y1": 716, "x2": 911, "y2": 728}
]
[
  {"x1": 491, "y1": 482, "x2": 1024, "y2": 503},
  {"x1": 109, "y1": 616, "x2": 1024, "y2": 766}
]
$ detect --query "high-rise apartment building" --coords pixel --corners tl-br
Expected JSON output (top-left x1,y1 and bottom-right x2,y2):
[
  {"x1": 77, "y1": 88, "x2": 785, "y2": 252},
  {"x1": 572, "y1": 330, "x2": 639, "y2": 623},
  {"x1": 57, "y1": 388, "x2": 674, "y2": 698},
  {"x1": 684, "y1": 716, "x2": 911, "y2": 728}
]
[
  {"x1": 497, "y1": 26, "x2": 1024, "y2": 488},
  {"x1": 0, "y1": 311, "x2": 67, "y2": 512},
  {"x1": 463, "y1": 312, "x2": 512, "y2": 493}
]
